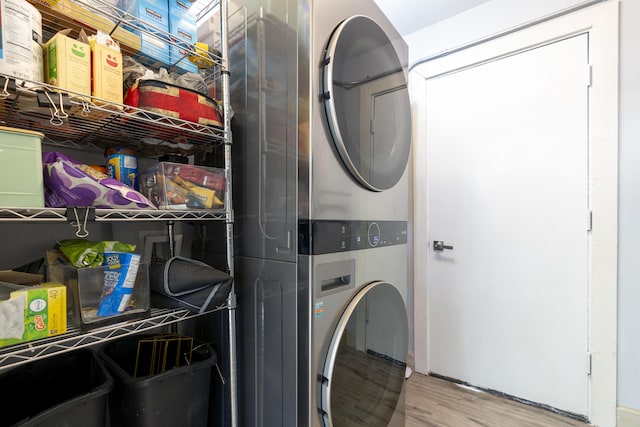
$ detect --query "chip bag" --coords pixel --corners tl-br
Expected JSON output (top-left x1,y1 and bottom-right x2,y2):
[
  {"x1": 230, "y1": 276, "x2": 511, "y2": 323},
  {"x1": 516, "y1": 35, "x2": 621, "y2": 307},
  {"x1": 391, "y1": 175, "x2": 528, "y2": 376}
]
[{"x1": 42, "y1": 151, "x2": 156, "y2": 210}]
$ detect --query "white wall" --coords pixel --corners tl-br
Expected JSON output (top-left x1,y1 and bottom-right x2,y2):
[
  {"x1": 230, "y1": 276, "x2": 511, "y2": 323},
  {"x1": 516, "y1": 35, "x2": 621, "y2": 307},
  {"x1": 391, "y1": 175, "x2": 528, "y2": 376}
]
[
  {"x1": 405, "y1": 0, "x2": 640, "y2": 417},
  {"x1": 616, "y1": 0, "x2": 640, "y2": 416},
  {"x1": 405, "y1": 0, "x2": 598, "y2": 67}
]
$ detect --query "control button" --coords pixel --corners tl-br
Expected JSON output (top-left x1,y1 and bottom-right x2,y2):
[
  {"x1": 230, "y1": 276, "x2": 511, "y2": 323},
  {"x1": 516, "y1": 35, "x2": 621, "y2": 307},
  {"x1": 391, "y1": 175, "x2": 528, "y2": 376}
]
[{"x1": 368, "y1": 222, "x2": 381, "y2": 247}]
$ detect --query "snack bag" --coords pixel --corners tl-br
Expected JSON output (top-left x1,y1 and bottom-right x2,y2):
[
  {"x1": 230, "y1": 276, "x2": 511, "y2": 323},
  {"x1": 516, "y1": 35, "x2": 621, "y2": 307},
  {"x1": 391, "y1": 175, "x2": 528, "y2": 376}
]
[{"x1": 97, "y1": 252, "x2": 141, "y2": 317}]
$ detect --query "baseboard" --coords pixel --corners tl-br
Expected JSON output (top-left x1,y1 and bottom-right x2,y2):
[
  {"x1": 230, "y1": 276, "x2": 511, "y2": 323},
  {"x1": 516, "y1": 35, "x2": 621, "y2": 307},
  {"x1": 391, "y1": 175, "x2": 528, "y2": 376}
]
[{"x1": 617, "y1": 406, "x2": 640, "y2": 427}]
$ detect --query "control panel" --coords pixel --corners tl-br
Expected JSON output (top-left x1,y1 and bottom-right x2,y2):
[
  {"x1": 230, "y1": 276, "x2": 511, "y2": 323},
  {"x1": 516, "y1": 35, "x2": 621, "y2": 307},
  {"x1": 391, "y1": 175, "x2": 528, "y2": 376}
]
[{"x1": 298, "y1": 220, "x2": 407, "y2": 255}]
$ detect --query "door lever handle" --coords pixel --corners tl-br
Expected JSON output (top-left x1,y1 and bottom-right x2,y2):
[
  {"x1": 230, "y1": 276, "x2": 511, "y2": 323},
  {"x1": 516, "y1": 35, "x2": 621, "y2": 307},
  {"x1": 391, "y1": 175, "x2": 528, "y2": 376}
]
[{"x1": 433, "y1": 240, "x2": 454, "y2": 251}]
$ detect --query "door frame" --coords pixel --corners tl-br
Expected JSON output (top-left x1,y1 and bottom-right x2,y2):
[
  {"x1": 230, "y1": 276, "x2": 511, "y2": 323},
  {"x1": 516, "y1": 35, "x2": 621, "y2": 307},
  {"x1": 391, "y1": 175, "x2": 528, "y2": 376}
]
[{"x1": 411, "y1": 2, "x2": 618, "y2": 426}]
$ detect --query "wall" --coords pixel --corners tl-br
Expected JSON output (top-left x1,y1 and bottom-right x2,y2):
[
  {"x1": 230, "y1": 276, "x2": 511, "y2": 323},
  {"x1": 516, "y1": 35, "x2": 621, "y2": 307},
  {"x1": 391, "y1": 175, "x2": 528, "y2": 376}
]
[
  {"x1": 404, "y1": 0, "x2": 640, "y2": 419},
  {"x1": 617, "y1": 0, "x2": 640, "y2": 418}
]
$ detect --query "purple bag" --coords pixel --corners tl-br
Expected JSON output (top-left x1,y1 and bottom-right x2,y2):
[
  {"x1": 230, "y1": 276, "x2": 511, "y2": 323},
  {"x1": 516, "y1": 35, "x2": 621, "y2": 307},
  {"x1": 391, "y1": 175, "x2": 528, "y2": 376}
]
[{"x1": 42, "y1": 151, "x2": 156, "y2": 209}]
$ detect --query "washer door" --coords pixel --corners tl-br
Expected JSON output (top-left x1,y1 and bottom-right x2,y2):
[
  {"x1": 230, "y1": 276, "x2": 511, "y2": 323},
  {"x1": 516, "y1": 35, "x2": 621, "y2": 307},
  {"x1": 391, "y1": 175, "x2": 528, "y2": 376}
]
[
  {"x1": 322, "y1": 15, "x2": 411, "y2": 192},
  {"x1": 320, "y1": 281, "x2": 408, "y2": 427}
]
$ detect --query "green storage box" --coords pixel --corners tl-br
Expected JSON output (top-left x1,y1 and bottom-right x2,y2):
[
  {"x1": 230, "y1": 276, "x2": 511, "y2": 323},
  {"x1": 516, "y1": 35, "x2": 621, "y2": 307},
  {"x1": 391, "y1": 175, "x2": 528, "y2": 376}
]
[{"x1": 0, "y1": 126, "x2": 45, "y2": 208}]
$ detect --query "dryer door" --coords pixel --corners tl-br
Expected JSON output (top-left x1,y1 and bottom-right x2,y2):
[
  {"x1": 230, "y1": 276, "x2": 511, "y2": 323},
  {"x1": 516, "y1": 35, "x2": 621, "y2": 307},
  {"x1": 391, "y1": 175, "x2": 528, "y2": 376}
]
[
  {"x1": 322, "y1": 15, "x2": 411, "y2": 192},
  {"x1": 320, "y1": 281, "x2": 408, "y2": 427}
]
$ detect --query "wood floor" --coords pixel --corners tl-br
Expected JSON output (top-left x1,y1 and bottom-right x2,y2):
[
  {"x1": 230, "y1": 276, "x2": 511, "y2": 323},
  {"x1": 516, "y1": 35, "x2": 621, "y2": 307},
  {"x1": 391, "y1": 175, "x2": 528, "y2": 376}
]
[
  {"x1": 330, "y1": 342, "x2": 407, "y2": 426},
  {"x1": 405, "y1": 373, "x2": 591, "y2": 427}
]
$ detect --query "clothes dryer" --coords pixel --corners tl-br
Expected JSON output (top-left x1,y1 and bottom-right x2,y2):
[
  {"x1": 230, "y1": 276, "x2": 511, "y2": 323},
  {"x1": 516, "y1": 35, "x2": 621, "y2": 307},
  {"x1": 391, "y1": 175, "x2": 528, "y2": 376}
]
[
  {"x1": 231, "y1": 0, "x2": 411, "y2": 264},
  {"x1": 307, "y1": 9, "x2": 411, "y2": 222}
]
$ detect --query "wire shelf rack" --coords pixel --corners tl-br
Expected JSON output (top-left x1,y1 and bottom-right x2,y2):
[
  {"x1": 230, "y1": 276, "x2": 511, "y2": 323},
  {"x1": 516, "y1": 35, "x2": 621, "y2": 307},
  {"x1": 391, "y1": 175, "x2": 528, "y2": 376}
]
[
  {"x1": 0, "y1": 306, "x2": 228, "y2": 370},
  {"x1": 0, "y1": 75, "x2": 228, "y2": 158},
  {"x1": 0, "y1": 207, "x2": 228, "y2": 222},
  {"x1": 1, "y1": 2, "x2": 238, "y2": 424}
]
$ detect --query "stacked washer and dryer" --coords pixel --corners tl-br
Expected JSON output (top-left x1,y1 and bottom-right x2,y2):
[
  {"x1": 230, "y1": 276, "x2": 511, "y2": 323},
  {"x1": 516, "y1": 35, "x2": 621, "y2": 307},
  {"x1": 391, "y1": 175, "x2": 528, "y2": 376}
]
[{"x1": 230, "y1": 0, "x2": 411, "y2": 426}]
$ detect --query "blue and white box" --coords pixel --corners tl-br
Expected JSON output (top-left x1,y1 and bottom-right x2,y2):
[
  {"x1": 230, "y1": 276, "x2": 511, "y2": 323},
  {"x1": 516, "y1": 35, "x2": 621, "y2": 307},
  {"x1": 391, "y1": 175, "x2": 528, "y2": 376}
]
[
  {"x1": 168, "y1": 0, "x2": 194, "y2": 17},
  {"x1": 118, "y1": 0, "x2": 171, "y2": 66},
  {"x1": 169, "y1": 12, "x2": 198, "y2": 73}
]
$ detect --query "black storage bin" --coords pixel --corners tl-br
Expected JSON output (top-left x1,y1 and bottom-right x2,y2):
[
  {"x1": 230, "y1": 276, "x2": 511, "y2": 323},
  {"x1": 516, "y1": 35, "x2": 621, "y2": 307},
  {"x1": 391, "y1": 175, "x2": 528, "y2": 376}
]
[
  {"x1": 99, "y1": 335, "x2": 216, "y2": 427},
  {"x1": 0, "y1": 349, "x2": 113, "y2": 427}
]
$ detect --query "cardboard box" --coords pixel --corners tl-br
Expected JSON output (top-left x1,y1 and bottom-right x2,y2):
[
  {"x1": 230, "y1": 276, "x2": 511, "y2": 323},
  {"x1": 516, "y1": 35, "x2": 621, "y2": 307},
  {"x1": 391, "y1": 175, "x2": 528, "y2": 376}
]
[
  {"x1": 44, "y1": 30, "x2": 91, "y2": 97},
  {"x1": 118, "y1": 0, "x2": 172, "y2": 67},
  {"x1": 0, "y1": 0, "x2": 44, "y2": 83},
  {"x1": 89, "y1": 32, "x2": 124, "y2": 105},
  {"x1": 30, "y1": 0, "x2": 141, "y2": 56},
  {"x1": 168, "y1": 0, "x2": 194, "y2": 18},
  {"x1": 119, "y1": 0, "x2": 170, "y2": 32},
  {"x1": 135, "y1": 31, "x2": 172, "y2": 69},
  {"x1": 32, "y1": 0, "x2": 179, "y2": 70},
  {"x1": 0, "y1": 271, "x2": 67, "y2": 348},
  {"x1": 169, "y1": 12, "x2": 198, "y2": 73},
  {"x1": 73, "y1": 0, "x2": 118, "y2": 7}
]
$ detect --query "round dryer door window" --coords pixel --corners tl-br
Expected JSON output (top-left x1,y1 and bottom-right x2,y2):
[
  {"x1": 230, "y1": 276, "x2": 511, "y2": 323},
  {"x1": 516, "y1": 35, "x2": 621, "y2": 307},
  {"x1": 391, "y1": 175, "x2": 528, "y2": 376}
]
[
  {"x1": 322, "y1": 15, "x2": 411, "y2": 192},
  {"x1": 320, "y1": 281, "x2": 408, "y2": 427}
]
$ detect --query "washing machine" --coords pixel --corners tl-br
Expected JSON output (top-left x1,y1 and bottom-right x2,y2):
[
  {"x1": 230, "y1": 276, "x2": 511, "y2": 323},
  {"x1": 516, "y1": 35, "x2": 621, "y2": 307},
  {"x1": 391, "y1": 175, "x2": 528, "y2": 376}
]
[
  {"x1": 228, "y1": 0, "x2": 411, "y2": 425},
  {"x1": 299, "y1": 220, "x2": 408, "y2": 427}
]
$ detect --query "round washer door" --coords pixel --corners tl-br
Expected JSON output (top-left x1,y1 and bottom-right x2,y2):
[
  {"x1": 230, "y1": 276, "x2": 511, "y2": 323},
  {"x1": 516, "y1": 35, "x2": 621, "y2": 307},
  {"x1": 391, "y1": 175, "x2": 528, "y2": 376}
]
[
  {"x1": 320, "y1": 281, "x2": 408, "y2": 427},
  {"x1": 322, "y1": 15, "x2": 411, "y2": 192}
]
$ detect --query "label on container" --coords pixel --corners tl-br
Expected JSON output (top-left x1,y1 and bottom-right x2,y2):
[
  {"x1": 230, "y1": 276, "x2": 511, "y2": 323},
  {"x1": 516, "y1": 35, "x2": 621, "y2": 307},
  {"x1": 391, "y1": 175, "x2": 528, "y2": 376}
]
[
  {"x1": 0, "y1": 0, "x2": 44, "y2": 82},
  {"x1": 97, "y1": 252, "x2": 141, "y2": 317},
  {"x1": 107, "y1": 149, "x2": 138, "y2": 190}
]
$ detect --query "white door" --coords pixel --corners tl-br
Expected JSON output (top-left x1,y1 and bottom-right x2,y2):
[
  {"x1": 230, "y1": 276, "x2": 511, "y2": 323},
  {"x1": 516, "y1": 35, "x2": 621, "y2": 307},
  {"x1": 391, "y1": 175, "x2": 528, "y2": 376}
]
[{"x1": 426, "y1": 34, "x2": 589, "y2": 415}]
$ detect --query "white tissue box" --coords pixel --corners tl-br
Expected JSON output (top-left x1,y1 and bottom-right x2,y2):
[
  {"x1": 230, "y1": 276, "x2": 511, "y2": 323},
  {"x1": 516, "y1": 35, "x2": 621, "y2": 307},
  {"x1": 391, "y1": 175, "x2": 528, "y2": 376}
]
[{"x1": 0, "y1": 271, "x2": 67, "y2": 348}]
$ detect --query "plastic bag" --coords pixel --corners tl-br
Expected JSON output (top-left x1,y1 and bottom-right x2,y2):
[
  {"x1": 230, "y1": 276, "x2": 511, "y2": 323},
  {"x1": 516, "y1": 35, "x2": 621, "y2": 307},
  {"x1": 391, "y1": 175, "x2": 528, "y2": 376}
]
[
  {"x1": 122, "y1": 55, "x2": 208, "y2": 94},
  {"x1": 42, "y1": 151, "x2": 157, "y2": 210},
  {"x1": 57, "y1": 239, "x2": 136, "y2": 268}
]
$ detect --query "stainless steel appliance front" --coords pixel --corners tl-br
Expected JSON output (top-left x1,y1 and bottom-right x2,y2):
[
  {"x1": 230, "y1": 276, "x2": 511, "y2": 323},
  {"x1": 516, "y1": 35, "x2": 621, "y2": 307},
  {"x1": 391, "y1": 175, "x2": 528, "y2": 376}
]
[
  {"x1": 304, "y1": 243, "x2": 408, "y2": 427},
  {"x1": 229, "y1": 0, "x2": 411, "y2": 425}
]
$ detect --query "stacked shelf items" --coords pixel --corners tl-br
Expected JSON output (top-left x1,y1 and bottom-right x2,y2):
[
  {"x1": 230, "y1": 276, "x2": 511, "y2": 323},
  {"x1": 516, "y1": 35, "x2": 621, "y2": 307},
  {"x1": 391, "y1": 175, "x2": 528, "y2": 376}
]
[
  {"x1": 0, "y1": 0, "x2": 237, "y2": 425},
  {"x1": 0, "y1": 79, "x2": 226, "y2": 157},
  {"x1": 0, "y1": 0, "x2": 228, "y2": 157}
]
